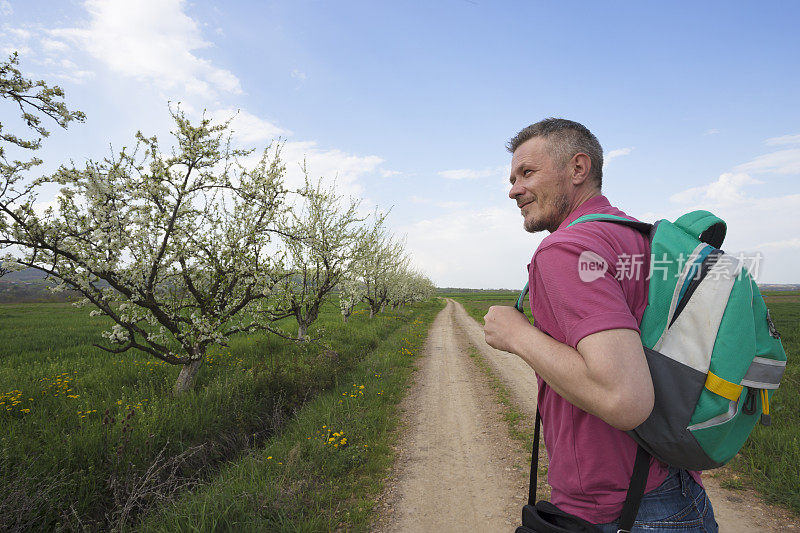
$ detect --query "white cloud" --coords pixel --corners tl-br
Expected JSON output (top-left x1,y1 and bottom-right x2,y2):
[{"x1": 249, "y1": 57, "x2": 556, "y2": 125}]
[
  {"x1": 438, "y1": 165, "x2": 505, "y2": 181},
  {"x1": 32, "y1": 199, "x2": 60, "y2": 218},
  {"x1": 291, "y1": 69, "x2": 307, "y2": 81},
  {"x1": 40, "y1": 38, "x2": 68, "y2": 53},
  {"x1": 670, "y1": 172, "x2": 761, "y2": 206},
  {"x1": 407, "y1": 196, "x2": 466, "y2": 209},
  {"x1": 605, "y1": 147, "x2": 633, "y2": 165},
  {"x1": 0, "y1": 1, "x2": 12, "y2": 16},
  {"x1": 667, "y1": 163, "x2": 800, "y2": 283},
  {"x1": 279, "y1": 141, "x2": 385, "y2": 198},
  {"x1": 764, "y1": 134, "x2": 800, "y2": 146},
  {"x1": 5, "y1": 27, "x2": 31, "y2": 40},
  {"x1": 379, "y1": 169, "x2": 401, "y2": 178},
  {"x1": 208, "y1": 108, "x2": 290, "y2": 144},
  {"x1": 758, "y1": 238, "x2": 800, "y2": 250},
  {"x1": 0, "y1": 26, "x2": 93, "y2": 82},
  {"x1": 734, "y1": 148, "x2": 800, "y2": 175},
  {"x1": 50, "y1": 0, "x2": 241, "y2": 98},
  {"x1": 401, "y1": 206, "x2": 543, "y2": 289},
  {"x1": 55, "y1": 58, "x2": 94, "y2": 83},
  {"x1": 704, "y1": 128, "x2": 720, "y2": 136}
]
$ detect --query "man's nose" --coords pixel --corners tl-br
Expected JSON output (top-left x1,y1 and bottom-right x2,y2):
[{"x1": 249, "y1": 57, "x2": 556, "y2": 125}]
[{"x1": 509, "y1": 181, "x2": 524, "y2": 199}]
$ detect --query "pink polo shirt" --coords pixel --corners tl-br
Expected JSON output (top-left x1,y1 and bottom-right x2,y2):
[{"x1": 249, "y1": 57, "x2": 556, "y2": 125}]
[{"x1": 528, "y1": 195, "x2": 699, "y2": 524}]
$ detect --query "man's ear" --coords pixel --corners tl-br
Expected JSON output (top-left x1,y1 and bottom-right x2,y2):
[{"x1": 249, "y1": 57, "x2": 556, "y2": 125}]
[{"x1": 570, "y1": 153, "x2": 591, "y2": 185}]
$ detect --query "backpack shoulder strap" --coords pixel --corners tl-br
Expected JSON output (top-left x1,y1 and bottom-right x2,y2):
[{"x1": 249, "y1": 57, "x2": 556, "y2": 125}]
[
  {"x1": 567, "y1": 213, "x2": 653, "y2": 235},
  {"x1": 673, "y1": 211, "x2": 726, "y2": 249}
]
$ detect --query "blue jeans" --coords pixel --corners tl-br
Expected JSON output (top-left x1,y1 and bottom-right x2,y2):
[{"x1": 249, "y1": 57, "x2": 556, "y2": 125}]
[{"x1": 595, "y1": 468, "x2": 718, "y2": 532}]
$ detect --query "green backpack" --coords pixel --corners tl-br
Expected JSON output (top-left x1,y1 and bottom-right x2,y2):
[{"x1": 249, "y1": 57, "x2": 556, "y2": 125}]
[{"x1": 520, "y1": 210, "x2": 788, "y2": 471}]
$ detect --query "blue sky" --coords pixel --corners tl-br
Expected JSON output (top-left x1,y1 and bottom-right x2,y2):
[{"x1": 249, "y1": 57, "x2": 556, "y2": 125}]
[{"x1": 2, "y1": 0, "x2": 799, "y2": 288}]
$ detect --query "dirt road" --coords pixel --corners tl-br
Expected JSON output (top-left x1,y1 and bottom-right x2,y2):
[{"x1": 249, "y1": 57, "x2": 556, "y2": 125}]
[{"x1": 374, "y1": 298, "x2": 797, "y2": 532}]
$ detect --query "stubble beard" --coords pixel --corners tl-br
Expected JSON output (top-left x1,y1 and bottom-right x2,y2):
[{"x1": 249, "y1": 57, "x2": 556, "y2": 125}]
[{"x1": 523, "y1": 193, "x2": 570, "y2": 234}]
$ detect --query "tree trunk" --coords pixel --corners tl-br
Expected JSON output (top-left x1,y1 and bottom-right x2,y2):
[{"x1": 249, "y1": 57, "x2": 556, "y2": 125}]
[
  {"x1": 369, "y1": 307, "x2": 375, "y2": 319},
  {"x1": 297, "y1": 321, "x2": 308, "y2": 341},
  {"x1": 174, "y1": 357, "x2": 204, "y2": 393},
  {"x1": 342, "y1": 313, "x2": 350, "y2": 323}
]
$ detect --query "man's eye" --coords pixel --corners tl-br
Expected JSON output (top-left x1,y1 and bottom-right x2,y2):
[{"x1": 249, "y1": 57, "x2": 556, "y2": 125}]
[{"x1": 524, "y1": 169, "x2": 532, "y2": 176}]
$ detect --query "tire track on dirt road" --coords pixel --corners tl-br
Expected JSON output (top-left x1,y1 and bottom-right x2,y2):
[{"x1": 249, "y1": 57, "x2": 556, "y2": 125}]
[
  {"x1": 452, "y1": 298, "x2": 798, "y2": 532},
  {"x1": 372, "y1": 299, "x2": 529, "y2": 532}
]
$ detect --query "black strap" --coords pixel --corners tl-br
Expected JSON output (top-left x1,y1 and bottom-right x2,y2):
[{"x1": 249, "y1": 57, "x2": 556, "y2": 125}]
[
  {"x1": 526, "y1": 410, "x2": 651, "y2": 530},
  {"x1": 528, "y1": 409, "x2": 541, "y2": 506},
  {"x1": 700, "y1": 222, "x2": 726, "y2": 249},
  {"x1": 617, "y1": 445, "x2": 651, "y2": 532}
]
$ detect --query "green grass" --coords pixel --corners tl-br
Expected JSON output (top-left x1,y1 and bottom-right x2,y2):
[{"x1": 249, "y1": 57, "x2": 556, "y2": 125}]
[
  {"x1": 440, "y1": 290, "x2": 527, "y2": 324},
  {"x1": 137, "y1": 298, "x2": 443, "y2": 532},
  {"x1": 0, "y1": 298, "x2": 443, "y2": 531},
  {"x1": 731, "y1": 295, "x2": 800, "y2": 513},
  {"x1": 448, "y1": 290, "x2": 800, "y2": 515}
]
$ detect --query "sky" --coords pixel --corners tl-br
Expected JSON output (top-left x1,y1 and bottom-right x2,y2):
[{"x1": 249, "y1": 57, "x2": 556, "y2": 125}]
[{"x1": 1, "y1": 0, "x2": 799, "y2": 288}]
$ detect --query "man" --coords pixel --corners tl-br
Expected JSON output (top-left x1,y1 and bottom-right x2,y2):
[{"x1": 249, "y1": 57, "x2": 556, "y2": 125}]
[{"x1": 483, "y1": 118, "x2": 718, "y2": 531}]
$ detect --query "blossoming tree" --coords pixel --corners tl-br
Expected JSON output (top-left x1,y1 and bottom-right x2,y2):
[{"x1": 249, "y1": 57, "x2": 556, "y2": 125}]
[
  {"x1": 358, "y1": 225, "x2": 408, "y2": 318},
  {"x1": 1, "y1": 108, "x2": 294, "y2": 392},
  {"x1": 338, "y1": 276, "x2": 363, "y2": 323},
  {"x1": 387, "y1": 268, "x2": 436, "y2": 309},
  {"x1": 277, "y1": 173, "x2": 370, "y2": 340},
  {"x1": 1, "y1": 52, "x2": 85, "y2": 277}
]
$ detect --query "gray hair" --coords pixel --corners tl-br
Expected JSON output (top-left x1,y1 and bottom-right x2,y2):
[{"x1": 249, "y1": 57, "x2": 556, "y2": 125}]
[{"x1": 507, "y1": 118, "x2": 603, "y2": 188}]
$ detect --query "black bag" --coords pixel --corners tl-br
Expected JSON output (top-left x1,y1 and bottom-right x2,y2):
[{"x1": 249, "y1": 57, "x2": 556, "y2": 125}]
[
  {"x1": 516, "y1": 411, "x2": 650, "y2": 533},
  {"x1": 516, "y1": 500, "x2": 600, "y2": 532}
]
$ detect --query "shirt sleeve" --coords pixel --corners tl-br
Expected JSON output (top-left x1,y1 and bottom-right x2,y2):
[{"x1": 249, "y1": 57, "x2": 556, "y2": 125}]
[{"x1": 532, "y1": 241, "x2": 640, "y2": 348}]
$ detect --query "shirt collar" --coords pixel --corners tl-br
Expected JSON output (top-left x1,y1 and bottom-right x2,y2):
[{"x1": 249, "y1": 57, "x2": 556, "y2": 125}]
[{"x1": 556, "y1": 194, "x2": 611, "y2": 232}]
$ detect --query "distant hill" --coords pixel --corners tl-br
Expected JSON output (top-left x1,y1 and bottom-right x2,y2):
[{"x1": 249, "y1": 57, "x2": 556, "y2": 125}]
[
  {"x1": 758, "y1": 284, "x2": 800, "y2": 292},
  {"x1": 437, "y1": 287, "x2": 517, "y2": 293},
  {"x1": 1, "y1": 266, "x2": 50, "y2": 282},
  {"x1": 0, "y1": 267, "x2": 80, "y2": 303}
]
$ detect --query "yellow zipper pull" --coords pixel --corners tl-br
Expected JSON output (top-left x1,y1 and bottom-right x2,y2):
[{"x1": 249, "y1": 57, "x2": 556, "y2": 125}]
[{"x1": 760, "y1": 389, "x2": 771, "y2": 426}]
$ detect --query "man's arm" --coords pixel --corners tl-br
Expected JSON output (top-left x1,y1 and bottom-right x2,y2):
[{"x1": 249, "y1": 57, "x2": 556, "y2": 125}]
[{"x1": 483, "y1": 305, "x2": 654, "y2": 431}]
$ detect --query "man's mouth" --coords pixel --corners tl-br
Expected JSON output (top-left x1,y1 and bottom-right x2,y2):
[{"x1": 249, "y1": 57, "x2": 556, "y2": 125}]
[{"x1": 518, "y1": 199, "x2": 534, "y2": 209}]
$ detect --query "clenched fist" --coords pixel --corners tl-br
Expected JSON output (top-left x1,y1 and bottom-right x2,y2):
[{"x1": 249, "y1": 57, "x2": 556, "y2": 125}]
[{"x1": 483, "y1": 305, "x2": 534, "y2": 354}]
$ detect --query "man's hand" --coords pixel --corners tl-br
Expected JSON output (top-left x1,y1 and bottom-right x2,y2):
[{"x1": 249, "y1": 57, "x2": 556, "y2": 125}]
[
  {"x1": 483, "y1": 305, "x2": 654, "y2": 430},
  {"x1": 483, "y1": 305, "x2": 534, "y2": 354}
]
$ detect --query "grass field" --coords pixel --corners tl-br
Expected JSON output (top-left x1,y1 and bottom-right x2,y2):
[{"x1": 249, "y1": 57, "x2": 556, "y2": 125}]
[
  {"x1": 446, "y1": 289, "x2": 800, "y2": 515},
  {"x1": 0, "y1": 298, "x2": 443, "y2": 531}
]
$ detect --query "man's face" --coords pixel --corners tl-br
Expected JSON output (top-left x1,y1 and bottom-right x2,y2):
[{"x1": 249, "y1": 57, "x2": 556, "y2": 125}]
[{"x1": 508, "y1": 137, "x2": 571, "y2": 233}]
